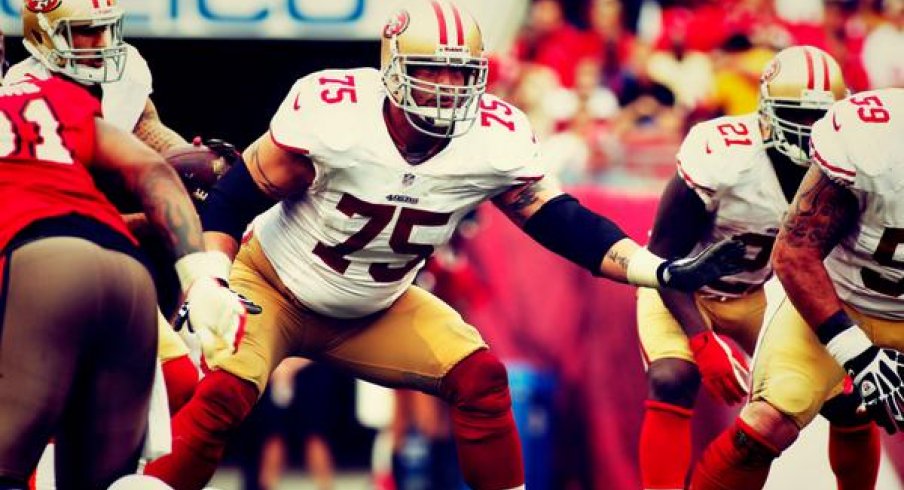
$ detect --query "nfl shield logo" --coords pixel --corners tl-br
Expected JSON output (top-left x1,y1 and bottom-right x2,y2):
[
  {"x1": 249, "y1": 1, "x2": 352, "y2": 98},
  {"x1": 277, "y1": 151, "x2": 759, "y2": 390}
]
[{"x1": 402, "y1": 173, "x2": 416, "y2": 186}]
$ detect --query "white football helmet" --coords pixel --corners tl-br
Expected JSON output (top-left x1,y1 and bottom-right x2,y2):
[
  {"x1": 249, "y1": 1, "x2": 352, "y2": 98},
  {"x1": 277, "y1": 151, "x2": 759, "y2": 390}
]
[
  {"x1": 380, "y1": 0, "x2": 488, "y2": 138},
  {"x1": 22, "y1": 0, "x2": 127, "y2": 84},
  {"x1": 759, "y1": 45, "x2": 848, "y2": 165}
]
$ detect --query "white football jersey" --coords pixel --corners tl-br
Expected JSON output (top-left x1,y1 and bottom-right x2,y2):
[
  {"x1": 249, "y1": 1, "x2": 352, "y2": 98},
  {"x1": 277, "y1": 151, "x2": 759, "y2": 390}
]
[
  {"x1": 677, "y1": 113, "x2": 790, "y2": 298},
  {"x1": 256, "y1": 68, "x2": 543, "y2": 318},
  {"x1": 4, "y1": 43, "x2": 152, "y2": 132},
  {"x1": 810, "y1": 88, "x2": 904, "y2": 319}
]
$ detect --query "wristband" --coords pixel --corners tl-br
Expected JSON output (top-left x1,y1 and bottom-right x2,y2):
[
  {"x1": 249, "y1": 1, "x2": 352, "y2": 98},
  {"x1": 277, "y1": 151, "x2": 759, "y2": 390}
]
[
  {"x1": 174, "y1": 251, "x2": 233, "y2": 292},
  {"x1": 626, "y1": 247, "x2": 667, "y2": 288},
  {"x1": 817, "y1": 310, "x2": 872, "y2": 367}
]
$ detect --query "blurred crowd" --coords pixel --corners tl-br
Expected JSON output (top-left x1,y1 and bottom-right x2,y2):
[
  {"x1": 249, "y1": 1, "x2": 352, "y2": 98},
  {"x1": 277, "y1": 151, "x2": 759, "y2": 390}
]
[{"x1": 493, "y1": 0, "x2": 904, "y2": 191}]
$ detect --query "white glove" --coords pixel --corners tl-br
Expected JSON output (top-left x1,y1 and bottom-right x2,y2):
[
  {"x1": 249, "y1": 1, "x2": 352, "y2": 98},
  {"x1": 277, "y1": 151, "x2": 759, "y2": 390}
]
[
  {"x1": 174, "y1": 252, "x2": 261, "y2": 369},
  {"x1": 820, "y1": 313, "x2": 904, "y2": 434}
]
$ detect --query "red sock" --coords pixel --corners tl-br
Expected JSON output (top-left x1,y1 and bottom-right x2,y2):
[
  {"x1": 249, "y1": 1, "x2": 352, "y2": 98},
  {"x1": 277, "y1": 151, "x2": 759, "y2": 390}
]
[
  {"x1": 441, "y1": 351, "x2": 523, "y2": 490},
  {"x1": 144, "y1": 371, "x2": 258, "y2": 490},
  {"x1": 640, "y1": 400, "x2": 694, "y2": 489},
  {"x1": 161, "y1": 355, "x2": 200, "y2": 415},
  {"x1": 829, "y1": 423, "x2": 880, "y2": 490},
  {"x1": 690, "y1": 419, "x2": 779, "y2": 490}
]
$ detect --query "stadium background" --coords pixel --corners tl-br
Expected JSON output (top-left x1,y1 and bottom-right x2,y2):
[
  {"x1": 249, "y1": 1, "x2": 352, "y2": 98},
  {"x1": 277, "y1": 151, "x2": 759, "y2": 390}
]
[{"x1": 3, "y1": 0, "x2": 904, "y2": 488}]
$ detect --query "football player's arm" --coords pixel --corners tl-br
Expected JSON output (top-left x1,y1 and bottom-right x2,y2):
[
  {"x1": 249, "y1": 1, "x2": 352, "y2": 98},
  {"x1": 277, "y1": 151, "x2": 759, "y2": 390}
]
[
  {"x1": 773, "y1": 165, "x2": 860, "y2": 334},
  {"x1": 492, "y1": 179, "x2": 743, "y2": 290},
  {"x1": 201, "y1": 132, "x2": 316, "y2": 259},
  {"x1": 92, "y1": 118, "x2": 203, "y2": 258},
  {"x1": 651, "y1": 175, "x2": 751, "y2": 403},
  {"x1": 96, "y1": 117, "x2": 263, "y2": 365},
  {"x1": 647, "y1": 175, "x2": 713, "y2": 337},
  {"x1": 778, "y1": 161, "x2": 904, "y2": 434},
  {"x1": 132, "y1": 98, "x2": 190, "y2": 153}
]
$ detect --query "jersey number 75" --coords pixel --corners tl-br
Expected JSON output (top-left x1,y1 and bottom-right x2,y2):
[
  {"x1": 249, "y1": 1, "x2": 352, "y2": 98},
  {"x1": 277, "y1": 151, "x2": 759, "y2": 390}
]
[{"x1": 313, "y1": 193, "x2": 452, "y2": 283}]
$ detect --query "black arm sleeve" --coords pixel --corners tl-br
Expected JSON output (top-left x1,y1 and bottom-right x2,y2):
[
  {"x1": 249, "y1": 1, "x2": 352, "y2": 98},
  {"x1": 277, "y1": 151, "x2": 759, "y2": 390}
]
[
  {"x1": 522, "y1": 193, "x2": 628, "y2": 275},
  {"x1": 200, "y1": 159, "x2": 278, "y2": 243}
]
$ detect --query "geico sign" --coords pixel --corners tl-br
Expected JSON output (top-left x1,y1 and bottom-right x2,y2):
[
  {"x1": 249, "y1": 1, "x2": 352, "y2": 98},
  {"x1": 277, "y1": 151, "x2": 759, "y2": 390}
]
[
  {"x1": 0, "y1": 0, "x2": 370, "y2": 36},
  {"x1": 178, "y1": 0, "x2": 365, "y2": 23},
  {"x1": 0, "y1": 0, "x2": 525, "y2": 45}
]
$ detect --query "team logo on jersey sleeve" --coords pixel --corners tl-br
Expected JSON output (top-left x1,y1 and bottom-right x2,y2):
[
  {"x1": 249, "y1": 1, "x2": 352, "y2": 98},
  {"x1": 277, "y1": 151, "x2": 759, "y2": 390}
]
[
  {"x1": 383, "y1": 10, "x2": 410, "y2": 39},
  {"x1": 25, "y1": 0, "x2": 62, "y2": 13}
]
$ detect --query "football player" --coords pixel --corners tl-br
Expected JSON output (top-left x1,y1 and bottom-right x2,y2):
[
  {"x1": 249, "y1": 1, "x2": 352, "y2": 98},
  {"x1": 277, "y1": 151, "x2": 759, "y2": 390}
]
[
  {"x1": 0, "y1": 74, "x2": 248, "y2": 489},
  {"x1": 143, "y1": 2, "x2": 744, "y2": 489},
  {"x1": 8, "y1": 0, "x2": 227, "y2": 413},
  {"x1": 10, "y1": 0, "x2": 185, "y2": 150},
  {"x1": 690, "y1": 88, "x2": 904, "y2": 489},
  {"x1": 637, "y1": 46, "x2": 859, "y2": 489}
]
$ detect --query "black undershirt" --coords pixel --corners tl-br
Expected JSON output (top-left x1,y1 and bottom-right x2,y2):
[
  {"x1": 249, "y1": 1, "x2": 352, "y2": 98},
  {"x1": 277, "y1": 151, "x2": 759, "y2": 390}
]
[{"x1": 766, "y1": 146, "x2": 809, "y2": 204}]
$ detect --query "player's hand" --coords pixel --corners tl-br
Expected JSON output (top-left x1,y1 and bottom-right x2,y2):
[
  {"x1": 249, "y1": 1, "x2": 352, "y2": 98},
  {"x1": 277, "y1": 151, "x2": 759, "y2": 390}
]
[
  {"x1": 658, "y1": 239, "x2": 746, "y2": 291},
  {"x1": 819, "y1": 313, "x2": 904, "y2": 434},
  {"x1": 174, "y1": 279, "x2": 262, "y2": 368},
  {"x1": 173, "y1": 251, "x2": 261, "y2": 369},
  {"x1": 689, "y1": 330, "x2": 750, "y2": 405},
  {"x1": 193, "y1": 136, "x2": 243, "y2": 171},
  {"x1": 846, "y1": 346, "x2": 904, "y2": 434}
]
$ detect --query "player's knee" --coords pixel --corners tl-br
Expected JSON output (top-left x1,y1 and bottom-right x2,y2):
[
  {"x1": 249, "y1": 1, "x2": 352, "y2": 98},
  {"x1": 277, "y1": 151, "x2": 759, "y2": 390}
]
[
  {"x1": 739, "y1": 400, "x2": 801, "y2": 452},
  {"x1": 441, "y1": 350, "x2": 511, "y2": 416},
  {"x1": 192, "y1": 370, "x2": 259, "y2": 432},
  {"x1": 821, "y1": 391, "x2": 870, "y2": 427},
  {"x1": 759, "y1": 373, "x2": 822, "y2": 428},
  {"x1": 647, "y1": 358, "x2": 701, "y2": 407}
]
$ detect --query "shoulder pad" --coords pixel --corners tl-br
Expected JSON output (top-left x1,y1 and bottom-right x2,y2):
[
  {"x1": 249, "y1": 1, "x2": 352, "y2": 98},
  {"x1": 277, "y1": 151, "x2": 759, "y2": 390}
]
[
  {"x1": 4, "y1": 58, "x2": 50, "y2": 84},
  {"x1": 122, "y1": 44, "x2": 153, "y2": 91},
  {"x1": 269, "y1": 68, "x2": 381, "y2": 164},
  {"x1": 470, "y1": 94, "x2": 541, "y2": 175}
]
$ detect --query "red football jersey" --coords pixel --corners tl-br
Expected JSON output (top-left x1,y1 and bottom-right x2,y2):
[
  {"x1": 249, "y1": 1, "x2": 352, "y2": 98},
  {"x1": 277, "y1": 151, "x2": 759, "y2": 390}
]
[{"x1": 0, "y1": 76, "x2": 135, "y2": 249}]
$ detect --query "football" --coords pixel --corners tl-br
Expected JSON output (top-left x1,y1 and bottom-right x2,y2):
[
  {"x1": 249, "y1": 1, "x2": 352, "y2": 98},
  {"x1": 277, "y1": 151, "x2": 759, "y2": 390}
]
[{"x1": 163, "y1": 143, "x2": 230, "y2": 205}]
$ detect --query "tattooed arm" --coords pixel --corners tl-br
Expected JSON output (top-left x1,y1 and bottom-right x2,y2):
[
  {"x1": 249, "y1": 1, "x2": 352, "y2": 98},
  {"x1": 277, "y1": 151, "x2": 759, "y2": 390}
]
[
  {"x1": 202, "y1": 131, "x2": 316, "y2": 258},
  {"x1": 132, "y1": 98, "x2": 189, "y2": 153},
  {"x1": 492, "y1": 179, "x2": 645, "y2": 282},
  {"x1": 92, "y1": 118, "x2": 203, "y2": 258},
  {"x1": 242, "y1": 133, "x2": 315, "y2": 200},
  {"x1": 772, "y1": 165, "x2": 859, "y2": 328},
  {"x1": 494, "y1": 178, "x2": 744, "y2": 288}
]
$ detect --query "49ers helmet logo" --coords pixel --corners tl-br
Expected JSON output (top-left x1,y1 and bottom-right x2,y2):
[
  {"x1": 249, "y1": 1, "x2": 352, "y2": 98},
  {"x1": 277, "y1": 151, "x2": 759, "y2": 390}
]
[
  {"x1": 25, "y1": 0, "x2": 62, "y2": 13},
  {"x1": 383, "y1": 10, "x2": 410, "y2": 39},
  {"x1": 762, "y1": 58, "x2": 781, "y2": 83}
]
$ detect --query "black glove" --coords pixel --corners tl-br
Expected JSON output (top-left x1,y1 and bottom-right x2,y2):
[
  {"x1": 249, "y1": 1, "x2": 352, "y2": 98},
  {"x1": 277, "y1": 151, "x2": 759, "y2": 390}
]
[
  {"x1": 658, "y1": 239, "x2": 746, "y2": 291},
  {"x1": 193, "y1": 136, "x2": 243, "y2": 175},
  {"x1": 846, "y1": 346, "x2": 904, "y2": 434}
]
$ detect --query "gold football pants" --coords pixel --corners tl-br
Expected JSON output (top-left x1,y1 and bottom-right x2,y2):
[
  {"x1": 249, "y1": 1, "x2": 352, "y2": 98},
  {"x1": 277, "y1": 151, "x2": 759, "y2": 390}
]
[{"x1": 216, "y1": 236, "x2": 488, "y2": 395}]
